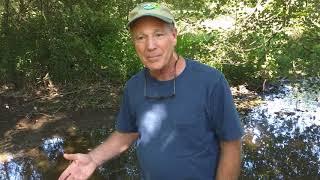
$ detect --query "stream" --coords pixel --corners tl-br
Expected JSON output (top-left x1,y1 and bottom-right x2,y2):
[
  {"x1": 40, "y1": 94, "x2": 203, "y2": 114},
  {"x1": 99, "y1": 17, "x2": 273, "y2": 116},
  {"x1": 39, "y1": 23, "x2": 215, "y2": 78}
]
[{"x1": 1, "y1": 79, "x2": 319, "y2": 179}]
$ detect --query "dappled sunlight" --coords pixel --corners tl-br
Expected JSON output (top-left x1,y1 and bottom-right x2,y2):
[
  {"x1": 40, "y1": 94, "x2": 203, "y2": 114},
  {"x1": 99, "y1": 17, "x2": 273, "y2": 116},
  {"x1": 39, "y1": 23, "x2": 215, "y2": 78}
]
[
  {"x1": 0, "y1": 84, "x2": 15, "y2": 94},
  {"x1": 0, "y1": 136, "x2": 74, "y2": 179},
  {"x1": 0, "y1": 80, "x2": 319, "y2": 178},
  {"x1": 243, "y1": 127, "x2": 261, "y2": 145},
  {"x1": 242, "y1": 79, "x2": 320, "y2": 176},
  {"x1": 0, "y1": 153, "x2": 13, "y2": 164},
  {"x1": 285, "y1": 26, "x2": 305, "y2": 40},
  {"x1": 0, "y1": 156, "x2": 42, "y2": 180},
  {"x1": 254, "y1": 83, "x2": 319, "y2": 134},
  {"x1": 15, "y1": 115, "x2": 59, "y2": 131},
  {"x1": 41, "y1": 137, "x2": 64, "y2": 161},
  {"x1": 244, "y1": 81, "x2": 320, "y2": 142},
  {"x1": 201, "y1": 16, "x2": 235, "y2": 31},
  {"x1": 42, "y1": 73, "x2": 60, "y2": 100},
  {"x1": 0, "y1": 114, "x2": 69, "y2": 161},
  {"x1": 0, "y1": 0, "x2": 319, "y2": 178}
]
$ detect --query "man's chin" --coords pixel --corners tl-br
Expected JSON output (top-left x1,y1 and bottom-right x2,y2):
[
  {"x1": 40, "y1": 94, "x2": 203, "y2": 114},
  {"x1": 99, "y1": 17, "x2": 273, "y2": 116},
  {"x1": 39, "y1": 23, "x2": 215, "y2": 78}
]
[
  {"x1": 145, "y1": 62, "x2": 163, "y2": 71},
  {"x1": 147, "y1": 66, "x2": 162, "y2": 72}
]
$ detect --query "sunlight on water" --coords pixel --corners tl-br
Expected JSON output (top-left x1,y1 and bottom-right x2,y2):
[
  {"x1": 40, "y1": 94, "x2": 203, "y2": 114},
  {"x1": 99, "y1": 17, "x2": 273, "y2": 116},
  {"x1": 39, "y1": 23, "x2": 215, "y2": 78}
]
[
  {"x1": 41, "y1": 136, "x2": 64, "y2": 161},
  {"x1": 242, "y1": 79, "x2": 320, "y2": 177},
  {"x1": 246, "y1": 82, "x2": 319, "y2": 140},
  {"x1": 0, "y1": 156, "x2": 41, "y2": 180},
  {"x1": 0, "y1": 136, "x2": 65, "y2": 180},
  {"x1": 263, "y1": 84, "x2": 319, "y2": 130},
  {"x1": 2, "y1": 80, "x2": 319, "y2": 179}
]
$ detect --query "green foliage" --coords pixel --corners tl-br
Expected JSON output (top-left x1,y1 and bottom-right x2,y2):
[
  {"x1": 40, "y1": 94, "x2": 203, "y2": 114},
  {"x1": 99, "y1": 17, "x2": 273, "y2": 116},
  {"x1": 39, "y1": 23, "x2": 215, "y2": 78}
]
[
  {"x1": 177, "y1": 31, "x2": 219, "y2": 64},
  {"x1": 0, "y1": 0, "x2": 319, "y2": 88},
  {"x1": 176, "y1": 0, "x2": 320, "y2": 86},
  {"x1": 0, "y1": 0, "x2": 141, "y2": 86}
]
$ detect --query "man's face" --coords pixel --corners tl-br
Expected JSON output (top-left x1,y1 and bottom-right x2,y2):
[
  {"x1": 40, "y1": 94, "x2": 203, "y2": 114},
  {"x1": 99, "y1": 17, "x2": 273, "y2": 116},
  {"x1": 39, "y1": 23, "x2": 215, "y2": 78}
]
[{"x1": 130, "y1": 16, "x2": 177, "y2": 72}]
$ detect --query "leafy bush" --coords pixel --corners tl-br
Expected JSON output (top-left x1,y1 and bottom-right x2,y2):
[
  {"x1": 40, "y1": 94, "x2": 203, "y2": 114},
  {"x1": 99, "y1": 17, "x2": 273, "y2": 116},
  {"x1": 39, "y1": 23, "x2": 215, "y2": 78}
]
[{"x1": 0, "y1": 0, "x2": 319, "y2": 88}]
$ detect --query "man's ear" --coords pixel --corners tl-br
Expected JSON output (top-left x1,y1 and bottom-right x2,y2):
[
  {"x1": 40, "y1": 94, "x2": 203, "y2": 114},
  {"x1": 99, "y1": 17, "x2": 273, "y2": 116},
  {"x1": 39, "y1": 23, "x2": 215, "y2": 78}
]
[
  {"x1": 173, "y1": 28, "x2": 178, "y2": 38},
  {"x1": 172, "y1": 28, "x2": 178, "y2": 46}
]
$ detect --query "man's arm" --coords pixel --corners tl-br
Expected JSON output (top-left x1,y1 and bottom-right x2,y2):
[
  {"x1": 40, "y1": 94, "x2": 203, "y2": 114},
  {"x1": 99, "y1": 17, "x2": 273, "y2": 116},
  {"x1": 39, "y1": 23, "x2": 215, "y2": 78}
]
[
  {"x1": 88, "y1": 131, "x2": 139, "y2": 166},
  {"x1": 58, "y1": 131, "x2": 139, "y2": 180},
  {"x1": 216, "y1": 139, "x2": 242, "y2": 180}
]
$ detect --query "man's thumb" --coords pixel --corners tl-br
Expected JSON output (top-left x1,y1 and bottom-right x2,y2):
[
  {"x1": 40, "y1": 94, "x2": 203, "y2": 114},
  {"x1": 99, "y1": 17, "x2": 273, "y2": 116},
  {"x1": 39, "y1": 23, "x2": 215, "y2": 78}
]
[{"x1": 63, "y1": 153, "x2": 77, "y2": 161}]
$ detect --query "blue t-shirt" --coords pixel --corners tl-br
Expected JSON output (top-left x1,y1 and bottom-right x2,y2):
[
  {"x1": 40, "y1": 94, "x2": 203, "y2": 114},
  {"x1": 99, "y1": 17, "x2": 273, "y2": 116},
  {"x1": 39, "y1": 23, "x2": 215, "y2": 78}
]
[{"x1": 116, "y1": 59, "x2": 243, "y2": 180}]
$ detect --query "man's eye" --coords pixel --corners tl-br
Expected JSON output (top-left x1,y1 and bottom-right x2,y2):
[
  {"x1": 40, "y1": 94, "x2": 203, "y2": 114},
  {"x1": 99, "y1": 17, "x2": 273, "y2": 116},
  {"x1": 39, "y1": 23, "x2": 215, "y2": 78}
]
[
  {"x1": 136, "y1": 36, "x2": 145, "y2": 41},
  {"x1": 155, "y1": 33, "x2": 164, "y2": 37}
]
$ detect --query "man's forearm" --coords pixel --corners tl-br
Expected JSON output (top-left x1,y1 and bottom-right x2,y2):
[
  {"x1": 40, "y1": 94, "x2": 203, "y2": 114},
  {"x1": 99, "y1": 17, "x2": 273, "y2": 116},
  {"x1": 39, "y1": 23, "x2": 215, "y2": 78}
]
[
  {"x1": 216, "y1": 140, "x2": 242, "y2": 180},
  {"x1": 88, "y1": 131, "x2": 139, "y2": 166}
]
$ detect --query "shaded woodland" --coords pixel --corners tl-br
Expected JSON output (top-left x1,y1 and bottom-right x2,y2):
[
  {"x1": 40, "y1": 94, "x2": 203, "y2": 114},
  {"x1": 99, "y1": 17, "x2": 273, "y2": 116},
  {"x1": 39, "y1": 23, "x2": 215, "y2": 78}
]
[{"x1": 1, "y1": 0, "x2": 319, "y2": 89}]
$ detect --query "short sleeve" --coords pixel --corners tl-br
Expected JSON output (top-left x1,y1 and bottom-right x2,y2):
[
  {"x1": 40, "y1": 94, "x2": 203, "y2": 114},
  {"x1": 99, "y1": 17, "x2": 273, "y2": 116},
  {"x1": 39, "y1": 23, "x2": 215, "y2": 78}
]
[
  {"x1": 115, "y1": 85, "x2": 138, "y2": 133},
  {"x1": 208, "y1": 74, "x2": 243, "y2": 141}
]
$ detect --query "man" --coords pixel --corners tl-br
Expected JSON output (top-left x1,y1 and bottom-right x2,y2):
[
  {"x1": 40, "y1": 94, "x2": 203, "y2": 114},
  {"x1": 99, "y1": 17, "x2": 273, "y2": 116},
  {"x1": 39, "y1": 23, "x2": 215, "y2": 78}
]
[{"x1": 59, "y1": 2, "x2": 243, "y2": 180}]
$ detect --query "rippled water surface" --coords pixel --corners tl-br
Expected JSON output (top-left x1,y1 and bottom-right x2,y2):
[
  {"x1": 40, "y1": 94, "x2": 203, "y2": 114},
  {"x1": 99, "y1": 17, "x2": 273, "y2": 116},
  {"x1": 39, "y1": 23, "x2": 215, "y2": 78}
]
[
  {"x1": 1, "y1": 79, "x2": 319, "y2": 179},
  {"x1": 0, "y1": 157, "x2": 42, "y2": 180},
  {"x1": 241, "y1": 79, "x2": 320, "y2": 178}
]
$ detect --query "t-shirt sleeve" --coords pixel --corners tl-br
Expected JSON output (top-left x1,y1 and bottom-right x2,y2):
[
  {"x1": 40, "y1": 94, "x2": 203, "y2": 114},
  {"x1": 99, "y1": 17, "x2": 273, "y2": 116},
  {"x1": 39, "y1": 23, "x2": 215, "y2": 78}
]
[
  {"x1": 209, "y1": 74, "x2": 243, "y2": 141},
  {"x1": 115, "y1": 85, "x2": 138, "y2": 133}
]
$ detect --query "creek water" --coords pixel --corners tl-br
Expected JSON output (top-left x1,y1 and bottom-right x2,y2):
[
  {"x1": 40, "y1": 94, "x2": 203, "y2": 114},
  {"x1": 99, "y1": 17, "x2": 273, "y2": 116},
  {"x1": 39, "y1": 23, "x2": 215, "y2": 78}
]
[
  {"x1": 241, "y1": 78, "x2": 320, "y2": 178},
  {"x1": 0, "y1": 79, "x2": 319, "y2": 179}
]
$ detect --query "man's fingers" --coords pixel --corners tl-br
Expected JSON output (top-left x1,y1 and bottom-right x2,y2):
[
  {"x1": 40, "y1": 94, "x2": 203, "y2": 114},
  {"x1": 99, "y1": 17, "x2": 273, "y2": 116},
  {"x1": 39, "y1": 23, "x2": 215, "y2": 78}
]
[
  {"x1": 58, "y1": 168, "x2": 70, "y2": 180},
  {"x1": 58, "y1": 162, "x2": 76, "y2": 180},
  {"x1": 63, "y1": 153, "x2": 79, "y2": 161},
  {"x1": 58, "y1": 172, "x2": 71, "y2": 180}
]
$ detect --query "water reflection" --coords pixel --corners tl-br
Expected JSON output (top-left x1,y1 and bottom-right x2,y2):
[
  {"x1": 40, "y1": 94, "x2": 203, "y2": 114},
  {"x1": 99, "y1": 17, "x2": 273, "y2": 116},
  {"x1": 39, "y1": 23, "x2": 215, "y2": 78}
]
[
  {"x1": 0, "y1": 135, "x2": 138, "y2": 180},
  {"x1": 241, "y1": 79, "x2": 320, "y2": 178},
  {"x1": 0, "y1": 156, "x2": 41, "y2": 180},
  {"x1": 39, "y1": 135, "x2": 139, "y2": 179},
  {"x1": 2, "y1": 79, "x2": 319, "y2": 179},
  {"x1": 41, "y1": 137, "x2": 64, "y2": 161},
  {"x1": 82, "y1": 129, "x2": 140, "y2": 180},
  {"x1": 0, "y1": 136, "x2": 66, "y2": 180}
]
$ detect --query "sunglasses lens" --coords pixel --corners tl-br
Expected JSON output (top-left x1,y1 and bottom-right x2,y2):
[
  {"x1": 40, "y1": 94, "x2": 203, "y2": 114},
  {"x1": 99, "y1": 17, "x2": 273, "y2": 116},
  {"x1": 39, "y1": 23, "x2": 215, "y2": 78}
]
[{"x1": 144, "y1": 71, "x2": 175, "y2": 99}]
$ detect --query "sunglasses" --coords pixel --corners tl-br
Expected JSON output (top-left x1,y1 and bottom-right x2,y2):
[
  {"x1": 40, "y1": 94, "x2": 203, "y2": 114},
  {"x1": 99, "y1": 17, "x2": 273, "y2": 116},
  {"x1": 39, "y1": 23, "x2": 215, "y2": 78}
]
[
  {"x1": 143, "y1": 57, "x2": 179, "y2": 99},
  {"x1": 144, "y1": 70, "x2": 176, "y2": 99}
]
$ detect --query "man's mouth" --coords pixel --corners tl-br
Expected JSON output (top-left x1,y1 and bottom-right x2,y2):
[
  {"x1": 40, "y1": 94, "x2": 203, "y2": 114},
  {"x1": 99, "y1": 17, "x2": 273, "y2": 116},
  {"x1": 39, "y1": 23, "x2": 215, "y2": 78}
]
[
  {"x1": 147, "y1": 55, "x2": 160, "y2": 58},
  {"x1": 146, "y1": 55, "x2": 161, "y2": 61}
]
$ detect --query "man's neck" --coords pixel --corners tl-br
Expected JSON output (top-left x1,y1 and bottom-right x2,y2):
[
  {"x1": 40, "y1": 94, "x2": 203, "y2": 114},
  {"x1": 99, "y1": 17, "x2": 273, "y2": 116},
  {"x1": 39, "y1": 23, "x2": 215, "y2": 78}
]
[
  {"x1": 149, "y1": 54, "x2": 184, "y2": 81},
  {"x1": 149, "y1": 53, "x2": 179, "y2": 81}
]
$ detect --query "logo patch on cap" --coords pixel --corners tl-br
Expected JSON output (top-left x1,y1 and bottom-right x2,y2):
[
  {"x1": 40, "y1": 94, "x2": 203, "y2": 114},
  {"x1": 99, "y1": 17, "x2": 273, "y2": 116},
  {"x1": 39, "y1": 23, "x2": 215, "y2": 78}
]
[{"x1": 143, "y1": 3, "x2": 160, "y2": 10}]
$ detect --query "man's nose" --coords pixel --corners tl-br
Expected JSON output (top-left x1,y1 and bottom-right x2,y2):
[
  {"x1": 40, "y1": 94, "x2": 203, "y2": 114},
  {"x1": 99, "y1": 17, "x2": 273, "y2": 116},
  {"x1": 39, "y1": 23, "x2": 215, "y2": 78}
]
[{"x1": 146, "y1": 37, "x2": 157, "y2": 50}]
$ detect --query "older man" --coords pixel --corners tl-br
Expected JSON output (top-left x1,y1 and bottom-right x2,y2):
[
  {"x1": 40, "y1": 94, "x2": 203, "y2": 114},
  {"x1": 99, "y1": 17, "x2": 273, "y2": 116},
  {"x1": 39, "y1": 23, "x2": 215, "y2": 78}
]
[{"x1": 59, "y1": 2, "x2": 243, "y2": 180}]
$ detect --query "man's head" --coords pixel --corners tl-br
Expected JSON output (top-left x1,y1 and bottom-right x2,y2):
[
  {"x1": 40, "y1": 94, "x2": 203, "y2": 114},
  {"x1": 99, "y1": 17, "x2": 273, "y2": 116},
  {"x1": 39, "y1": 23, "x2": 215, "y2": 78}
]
[{"x1": 128, "y1": 2, "x2": 178, "y2": 73}]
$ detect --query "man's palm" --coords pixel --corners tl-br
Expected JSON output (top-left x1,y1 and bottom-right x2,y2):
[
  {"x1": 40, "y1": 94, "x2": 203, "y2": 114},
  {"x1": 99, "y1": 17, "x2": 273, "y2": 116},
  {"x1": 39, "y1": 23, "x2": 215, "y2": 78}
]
[{"x1": 58, "y1": 153, "x2": 97, "y2": 180}]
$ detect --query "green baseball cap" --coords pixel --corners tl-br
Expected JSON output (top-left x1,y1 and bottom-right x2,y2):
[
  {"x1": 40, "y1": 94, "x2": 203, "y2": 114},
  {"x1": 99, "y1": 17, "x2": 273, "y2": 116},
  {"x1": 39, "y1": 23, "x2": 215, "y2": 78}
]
[{"x1": 127, "y1": 2, "x2": 175, "y2": 28}]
